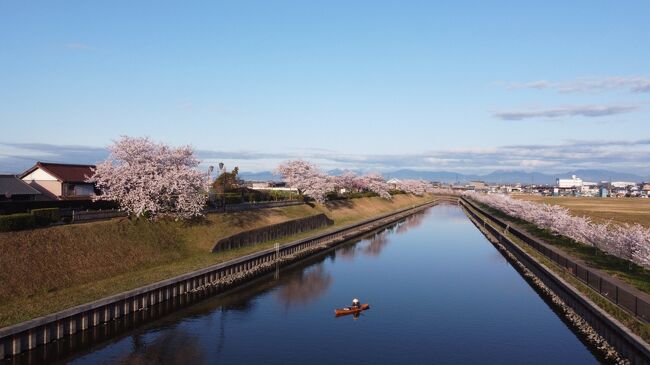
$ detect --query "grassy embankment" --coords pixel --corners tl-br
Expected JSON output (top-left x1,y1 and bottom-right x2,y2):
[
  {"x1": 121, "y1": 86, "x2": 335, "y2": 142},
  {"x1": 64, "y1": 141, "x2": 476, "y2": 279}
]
[
  {"x1": 473, "y1": 200, "x2": 650, "y2": 295},
  {"x1": 0, "y1": 194, "x2": 432, "y2": 327},
  {"x1": 515, "y1": 195, "x2": 650, "y2": 227}
]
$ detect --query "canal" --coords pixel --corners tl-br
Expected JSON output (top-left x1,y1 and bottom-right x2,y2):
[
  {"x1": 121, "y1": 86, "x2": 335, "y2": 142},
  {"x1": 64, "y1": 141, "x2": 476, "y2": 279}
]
[{"x1": 25, "y1": 204, "x2": 603, "y2": 364}]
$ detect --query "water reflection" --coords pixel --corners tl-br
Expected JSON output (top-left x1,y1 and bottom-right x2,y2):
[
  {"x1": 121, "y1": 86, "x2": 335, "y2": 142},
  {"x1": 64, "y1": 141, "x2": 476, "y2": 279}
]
[
  {"x1": 276, "y1": 265, "x2": 332, "y2": 309},
  {"x1": 7, "y1": 205, "x2": 601, "y2": 365},
  {"x1": 395, "y1": 209, "x2": 430, "y2": 234},
  {"x1": 362, "y1": 230, "x2": 390, "y2": 256},
  {"x1": 99, "y1": 331, "x2": 205, "y2": 365}
]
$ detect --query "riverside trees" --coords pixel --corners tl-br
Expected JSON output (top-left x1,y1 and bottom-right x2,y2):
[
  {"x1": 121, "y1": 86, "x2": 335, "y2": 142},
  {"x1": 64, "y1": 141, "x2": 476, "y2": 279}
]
[
  {"x1": 275, "y1": 160, "x2": 434, "y2": 203},
  {"x1": 89, "y1": 136, "x2": 209, "y2": 220},
  {"x1": 275, "y1": 160, "x2": 334, "y2": 203},
  {"x1": 466, "y1": 192, "x2": 650, "y2": 269}
]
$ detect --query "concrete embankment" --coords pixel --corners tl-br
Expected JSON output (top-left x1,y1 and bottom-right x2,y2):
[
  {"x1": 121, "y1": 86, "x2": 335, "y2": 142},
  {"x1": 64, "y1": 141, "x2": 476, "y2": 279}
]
[
  {"x1": 0, "y1": 198, "x2": 446, "y2": 360},
  {"x1": 461, "y1": 198, "x2": 650, "y2": 364},
  {"x1": 212, "y1": 213, "x2": 333, "y2": 252}
]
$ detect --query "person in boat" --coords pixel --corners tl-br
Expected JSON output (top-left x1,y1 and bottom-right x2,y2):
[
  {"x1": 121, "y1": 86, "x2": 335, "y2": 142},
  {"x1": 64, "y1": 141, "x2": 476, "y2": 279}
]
[{"x1": 351, "y1": 298, "x2": 361, "y2": 309}]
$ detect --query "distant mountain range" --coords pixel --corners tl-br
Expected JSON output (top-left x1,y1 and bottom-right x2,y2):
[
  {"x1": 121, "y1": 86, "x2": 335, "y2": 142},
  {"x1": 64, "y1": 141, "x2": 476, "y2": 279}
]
[{"x1": 240, "y1": 169, "x2": 650, "y2": 185}]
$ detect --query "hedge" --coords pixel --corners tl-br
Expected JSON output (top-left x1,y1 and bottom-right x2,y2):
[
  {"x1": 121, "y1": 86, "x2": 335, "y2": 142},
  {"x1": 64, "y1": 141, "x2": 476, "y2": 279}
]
[
  {"x1": 31, "y1": 208, "x2": 60, "y2": 226},
  {"x1": 0, "y1": 213, "x2": 36, "y2": 232}
]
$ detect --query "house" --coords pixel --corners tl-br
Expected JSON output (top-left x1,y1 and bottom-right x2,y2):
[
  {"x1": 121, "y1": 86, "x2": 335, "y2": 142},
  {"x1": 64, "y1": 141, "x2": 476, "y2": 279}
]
[
  {"x1": 468, "y1": 180, "x2": 488, "y2": 192},
  {"x1": 386, "y1": 178, "x2": 401, "y2": 189},
  {"x1": 642, "y1": 183, "x2": 650, "y2": 196},
  {"x1": 0, "y1": 174, "x2": 42, "y2": 201},
  {"x1": 20, "y1": 162, "x2": 97, "y2": 200}
]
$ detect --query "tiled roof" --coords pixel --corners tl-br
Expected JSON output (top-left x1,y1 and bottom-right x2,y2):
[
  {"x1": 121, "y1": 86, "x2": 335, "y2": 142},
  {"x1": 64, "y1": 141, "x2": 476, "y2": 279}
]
[
  {"x1": 0, "y1": 175, "x2": 42, "y2": 196},
  {"x1": 22, "y1": 162, "x2": 96, "y2": 183}
]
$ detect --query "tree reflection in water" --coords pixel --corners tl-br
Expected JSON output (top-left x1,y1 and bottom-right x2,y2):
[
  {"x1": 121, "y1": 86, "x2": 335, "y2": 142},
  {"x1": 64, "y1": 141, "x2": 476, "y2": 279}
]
[
  {"x1": 362, "y1": 210, "x2": 430, "y2": 257},
  {"x1": 395, "y1": 209, "x2": 430, "y2": 235},
  {"x1": 362, "y1": 230, "x2": 390, "y2": 257},
  {"x1": 276, "y1": 264, "x2": 332, "y2": 309},
  {"x1": 103, "y1": 330, "x2": 206, "y2": 365}
]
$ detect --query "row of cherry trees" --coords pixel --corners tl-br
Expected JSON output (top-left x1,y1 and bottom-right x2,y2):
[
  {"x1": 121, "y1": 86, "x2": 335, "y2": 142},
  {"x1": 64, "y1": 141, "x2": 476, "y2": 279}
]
[
  {"x1": 465, "y1": 192, "x2": 650, "y2": 269},
  {"x1": 89, "y1": 140, "x2": 433, "y2": 220},
  {"x1": 275, "y1": 160, "x2": 432, "y2": 203}
]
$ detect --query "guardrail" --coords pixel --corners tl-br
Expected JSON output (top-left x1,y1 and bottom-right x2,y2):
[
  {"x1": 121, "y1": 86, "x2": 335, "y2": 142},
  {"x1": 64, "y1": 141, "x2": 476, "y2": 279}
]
[
  {"x1": 460, "y1": 197, "x2": 650, "y2": 323},
  {"x1": 0, "y1": 198, "x2": 441, "y2": 360}
]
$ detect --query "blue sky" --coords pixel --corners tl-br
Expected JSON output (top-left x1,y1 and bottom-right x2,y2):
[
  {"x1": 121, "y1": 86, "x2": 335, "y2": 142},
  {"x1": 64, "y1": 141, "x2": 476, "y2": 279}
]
[{"x1": 1, "y1": 1, "x2": 649, "y2": 174}]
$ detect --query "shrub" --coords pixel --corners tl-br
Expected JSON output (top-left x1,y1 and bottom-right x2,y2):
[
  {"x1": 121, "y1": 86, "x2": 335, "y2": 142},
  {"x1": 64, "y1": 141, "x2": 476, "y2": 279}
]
[
  {"x1": 0, "y1": 213, "x2": 36, "y2": 232},
  {"x1": 31, "y1": 208, "x2": 60, "y2": 226}
]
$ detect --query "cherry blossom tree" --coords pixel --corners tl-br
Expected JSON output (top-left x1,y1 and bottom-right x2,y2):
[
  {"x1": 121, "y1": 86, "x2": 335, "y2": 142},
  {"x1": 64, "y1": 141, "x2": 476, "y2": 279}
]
[
  {"x1": 89, "y1": 136, "x2": 209, "y2": 220},
  {"x1": 465, "y1": 192, "x2": 650, "y2": 269},
  {"x1": 358, "y1": 173, "x2": 392, "y2": 199},
  {"x1": 275, "y1": 160, "x2": 334, "y2": 203},
  {"x1": 396, "y1": 179, "x2": 431, "y2": 196},
  {"x1": 334, "y1": 171, "x2": 360, "y2": 193}
]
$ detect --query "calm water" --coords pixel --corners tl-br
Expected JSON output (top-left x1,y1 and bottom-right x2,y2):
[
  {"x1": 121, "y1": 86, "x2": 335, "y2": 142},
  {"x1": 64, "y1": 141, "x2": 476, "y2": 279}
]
[{"x1": 55, "y1": 205, "x2": 600, "y2": 364}]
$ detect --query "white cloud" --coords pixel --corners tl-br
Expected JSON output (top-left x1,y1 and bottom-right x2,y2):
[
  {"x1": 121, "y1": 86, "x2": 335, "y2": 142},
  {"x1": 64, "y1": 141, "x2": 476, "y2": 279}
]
[
  {"x1": 493, "y1": 104, "x2": 638, "y2": 121},
  {"x1": 2, "y1": 139, "x2": 650, "y2": 175},
  {"x1": 507, "y1": 76, "x2": 650, "y2": 93}
]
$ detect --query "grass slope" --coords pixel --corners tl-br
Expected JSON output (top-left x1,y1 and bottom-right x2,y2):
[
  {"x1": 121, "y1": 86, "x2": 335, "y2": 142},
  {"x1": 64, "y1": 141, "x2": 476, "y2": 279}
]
[{"x1": 0, "y1": 194, "x2": 431, "y2": 327}]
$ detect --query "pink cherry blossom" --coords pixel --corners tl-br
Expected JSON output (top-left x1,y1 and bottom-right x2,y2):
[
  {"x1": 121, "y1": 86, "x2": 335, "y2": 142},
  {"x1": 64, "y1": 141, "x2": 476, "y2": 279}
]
[
  {"x1": 465, "y1": 192, "x2": 650, "y2": 269},
  {"x1": 89, "y1": 136, "x2": 209, "y2": 220},
  {"x1": 275, "y1": 160, "x2": 334, "y2": 203}
]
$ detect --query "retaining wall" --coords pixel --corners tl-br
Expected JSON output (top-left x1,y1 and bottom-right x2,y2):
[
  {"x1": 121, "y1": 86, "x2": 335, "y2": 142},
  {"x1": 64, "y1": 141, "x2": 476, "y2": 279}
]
[
  {"x1": 0, "y1": 199, "x2": 440, "y2": 361},
  {"x1": 461, "y1": 198, "x2": 650, "y2": 364},
  {"x1": 212, "y1": 213, "x2": 333, "y2": 252}
]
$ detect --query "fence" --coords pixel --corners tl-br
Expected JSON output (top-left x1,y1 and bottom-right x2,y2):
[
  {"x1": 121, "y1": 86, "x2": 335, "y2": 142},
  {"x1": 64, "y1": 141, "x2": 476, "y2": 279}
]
[
  {"x1": 0, "y1": 199, "x2": 440, "y2": 360},
  {"x1": 220, "y1": 200, "x2": 304, "y2": 212},
  {"x1": 70, "y1": 209, "x2": 127, "y2": 223},
  {"x1": 212, "y1": 213, "x2": 333, "y2": 252},
  {"x1": 460, "y1": 197, "x2": 650, "y2": 323},
  {"x1": 0, "y1": 200, "x2": 118, "y2": 215}
]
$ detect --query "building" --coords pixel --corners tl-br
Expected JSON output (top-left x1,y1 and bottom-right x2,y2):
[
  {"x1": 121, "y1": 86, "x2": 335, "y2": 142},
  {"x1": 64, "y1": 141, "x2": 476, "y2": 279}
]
[
  {"x1": 610, "y1": 181, "x2": 636, "y2": 189},
  {"x1": 642, "y1": 183, "x2": 650, "y2": 197},
  {"x1": 386, "y1": 178, "x2": 401, "y2": 189},
  {"x1": 580, "y1": 182, "x2": 599, "y2": 196},
  {"x1": 557, "y1": 175, "x2": 583, "y2": 189},
  {"x1": 468, "y1": 180, "x2": 488, "y2": 192},
  {"x1": 20, "y1": 162, "x2": 97, "y2": 200},
  {"x1": 247, "y1": 181, "x2": 298, "y2": 192},
  {"x1": 0, "y1": 174, "x2": 42, "y2": 201}
]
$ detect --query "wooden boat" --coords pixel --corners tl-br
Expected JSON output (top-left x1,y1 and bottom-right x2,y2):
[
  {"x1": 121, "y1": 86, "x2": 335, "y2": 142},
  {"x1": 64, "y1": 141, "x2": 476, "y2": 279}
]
[{"x1": 334, "y1": 303, "x2": 370, "y2": 316}]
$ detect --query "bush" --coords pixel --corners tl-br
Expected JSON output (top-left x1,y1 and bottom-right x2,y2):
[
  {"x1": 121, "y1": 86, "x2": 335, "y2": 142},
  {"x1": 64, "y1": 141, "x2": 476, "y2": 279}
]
[
  {"x1": 0, "y1": 213, "x2": 36, "y2": 232},
  {"x1": 31, "y1": 208, "x2": 60, "y2": 226}
]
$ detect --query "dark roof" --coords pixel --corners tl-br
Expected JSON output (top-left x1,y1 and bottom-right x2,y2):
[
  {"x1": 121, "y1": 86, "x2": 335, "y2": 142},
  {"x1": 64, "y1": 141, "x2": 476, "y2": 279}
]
[
  {"x1": 0, "y1": 175, "x2": 42, "y2": 196},
  {"x1": 21, "y1": 162, "x2": 96, "y2": 183}
]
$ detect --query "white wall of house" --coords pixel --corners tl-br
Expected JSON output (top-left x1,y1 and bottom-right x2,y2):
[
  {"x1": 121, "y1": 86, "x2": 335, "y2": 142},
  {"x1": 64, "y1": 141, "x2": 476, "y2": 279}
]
[
  {"x1": 22, "y1": 168, "x2": 62, "y2": 197},
  {"x1": 22, "y1": 168, "x2": 58, "y2": 181}
]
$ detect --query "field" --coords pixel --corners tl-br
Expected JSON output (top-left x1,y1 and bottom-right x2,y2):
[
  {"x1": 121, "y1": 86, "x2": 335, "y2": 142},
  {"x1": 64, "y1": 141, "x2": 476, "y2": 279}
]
[
  {"x1": 514, "y1": 195, "x2": 650, "y2": 227},
  {"x1": 0, "y1": 194, "x2": 432, "y2": 327}
]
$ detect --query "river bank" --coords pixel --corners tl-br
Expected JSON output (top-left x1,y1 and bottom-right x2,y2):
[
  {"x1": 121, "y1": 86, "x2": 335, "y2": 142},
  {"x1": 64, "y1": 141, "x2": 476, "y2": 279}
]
[{"x1": 0, "y1": 195, "x2": 431, "y2": 328}]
